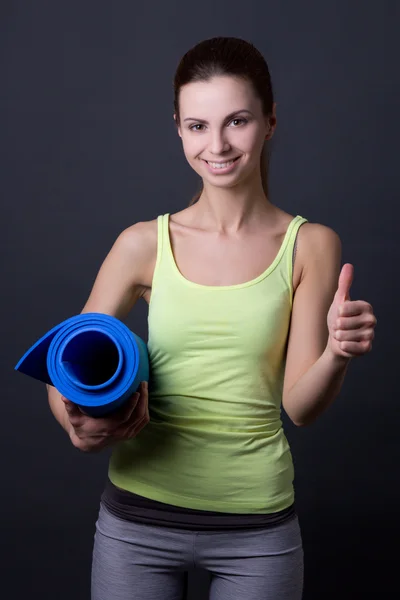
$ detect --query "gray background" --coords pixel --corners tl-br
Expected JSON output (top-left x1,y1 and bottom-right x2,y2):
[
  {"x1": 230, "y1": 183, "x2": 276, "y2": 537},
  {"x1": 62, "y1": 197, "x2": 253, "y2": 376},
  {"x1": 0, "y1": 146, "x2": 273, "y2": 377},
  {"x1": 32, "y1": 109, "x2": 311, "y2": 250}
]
[{"x1": 2, "y1": 1, "x2": 398, "y2": 598}]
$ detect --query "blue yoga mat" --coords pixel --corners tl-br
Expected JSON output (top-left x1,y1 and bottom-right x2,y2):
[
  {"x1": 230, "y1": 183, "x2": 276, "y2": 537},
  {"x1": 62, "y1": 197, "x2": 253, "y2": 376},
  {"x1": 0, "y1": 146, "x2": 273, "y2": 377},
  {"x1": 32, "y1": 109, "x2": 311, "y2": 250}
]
[{"x1": 15, "y1": 313, "x2": 149, "y2": 417}]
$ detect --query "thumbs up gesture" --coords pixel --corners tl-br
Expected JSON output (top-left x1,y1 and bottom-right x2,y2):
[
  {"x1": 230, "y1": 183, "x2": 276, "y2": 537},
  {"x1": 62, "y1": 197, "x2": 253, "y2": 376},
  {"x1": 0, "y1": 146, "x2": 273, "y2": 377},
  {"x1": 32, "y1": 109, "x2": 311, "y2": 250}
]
[{"x1": 327, "y1": 263, "x2": 377, "y2": 359}]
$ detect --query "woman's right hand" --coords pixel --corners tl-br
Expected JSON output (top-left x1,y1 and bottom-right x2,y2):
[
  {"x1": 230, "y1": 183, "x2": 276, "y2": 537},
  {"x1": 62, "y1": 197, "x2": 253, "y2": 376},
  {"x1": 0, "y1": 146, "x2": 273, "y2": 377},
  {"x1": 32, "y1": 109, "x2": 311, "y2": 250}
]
[{"x1": 61, "y1": 381, "x2": 149, "y2": 453}]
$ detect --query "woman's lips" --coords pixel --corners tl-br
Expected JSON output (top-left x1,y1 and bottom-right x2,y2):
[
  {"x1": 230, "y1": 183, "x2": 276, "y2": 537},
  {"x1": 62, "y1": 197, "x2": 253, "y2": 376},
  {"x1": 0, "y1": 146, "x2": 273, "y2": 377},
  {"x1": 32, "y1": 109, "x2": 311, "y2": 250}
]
[{"x1": 202, "y1": 156, "x2": 241, "y2": 174}]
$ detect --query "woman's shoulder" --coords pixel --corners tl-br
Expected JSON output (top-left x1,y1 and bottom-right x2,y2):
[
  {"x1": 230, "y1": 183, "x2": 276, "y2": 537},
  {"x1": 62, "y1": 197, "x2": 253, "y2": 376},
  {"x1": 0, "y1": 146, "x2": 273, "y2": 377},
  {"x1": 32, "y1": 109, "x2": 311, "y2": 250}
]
[
  {"x1": 120, "y1": 217, "x2": 159, "y2": 243},
  {"x1": 276, "y1": 209, "x2": 341, "y2": 289},
  {"x1": 296, "y1": 219, "x2": 341, "y2": 250},
  {"x1": 112, "y1": 218, "x2": 160, "y2": 287},
  {"x1": 295, "y1": 218, "x2": 342, "y2": 281}
]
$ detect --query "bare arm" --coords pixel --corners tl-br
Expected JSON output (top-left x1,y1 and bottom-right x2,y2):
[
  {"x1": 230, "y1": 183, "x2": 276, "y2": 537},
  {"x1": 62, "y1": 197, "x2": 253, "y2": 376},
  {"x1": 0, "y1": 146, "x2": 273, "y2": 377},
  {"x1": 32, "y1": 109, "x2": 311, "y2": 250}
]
[
  {"x1": 47, "y1": 220, "x2": 157, "y2": 441},
  {"x1": 282, "y1": 223, "x2": 347, "y2": 426}
]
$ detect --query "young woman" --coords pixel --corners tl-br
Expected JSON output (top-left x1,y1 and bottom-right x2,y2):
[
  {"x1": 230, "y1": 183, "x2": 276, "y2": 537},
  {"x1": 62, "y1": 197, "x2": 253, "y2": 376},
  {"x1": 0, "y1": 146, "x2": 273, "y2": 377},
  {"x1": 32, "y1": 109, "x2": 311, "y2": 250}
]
[{"x1": 47, "y1": 37, "x2": 377, "y2": 600}]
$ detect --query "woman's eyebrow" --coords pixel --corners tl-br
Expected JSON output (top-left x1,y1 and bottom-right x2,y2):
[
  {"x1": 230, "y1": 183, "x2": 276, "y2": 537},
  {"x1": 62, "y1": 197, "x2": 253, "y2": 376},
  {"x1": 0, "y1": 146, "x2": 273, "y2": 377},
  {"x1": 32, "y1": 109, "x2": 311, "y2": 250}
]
[{"x1": 183, "y1": 109, "x2": 254, "y2": 123}]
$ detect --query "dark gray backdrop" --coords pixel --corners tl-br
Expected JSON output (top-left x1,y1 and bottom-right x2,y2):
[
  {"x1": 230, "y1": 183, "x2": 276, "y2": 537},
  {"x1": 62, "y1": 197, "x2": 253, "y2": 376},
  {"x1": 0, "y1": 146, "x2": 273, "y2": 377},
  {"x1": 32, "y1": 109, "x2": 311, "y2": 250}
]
[{"x1": 2, "y1": 1, "x2": 399, "y2": 598}]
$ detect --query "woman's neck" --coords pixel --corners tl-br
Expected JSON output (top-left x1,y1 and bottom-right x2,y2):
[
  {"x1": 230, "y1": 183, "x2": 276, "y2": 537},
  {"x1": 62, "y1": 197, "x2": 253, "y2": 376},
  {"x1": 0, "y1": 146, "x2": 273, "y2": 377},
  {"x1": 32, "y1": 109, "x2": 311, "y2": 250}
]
[{"x1": 190, "y1": 178, "x2": 275, "y2": 234}]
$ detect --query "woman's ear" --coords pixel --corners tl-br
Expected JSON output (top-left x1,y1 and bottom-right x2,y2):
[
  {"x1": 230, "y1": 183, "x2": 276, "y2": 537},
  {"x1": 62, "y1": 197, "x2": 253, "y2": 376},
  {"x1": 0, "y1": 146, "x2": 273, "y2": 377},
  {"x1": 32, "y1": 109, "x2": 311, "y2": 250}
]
[
  {"x1": 173, "y1": 113, "x2": 182, "y2": 138},
  {"x1": 265, "y1": 102, "x2": 277, "y2": 140}
]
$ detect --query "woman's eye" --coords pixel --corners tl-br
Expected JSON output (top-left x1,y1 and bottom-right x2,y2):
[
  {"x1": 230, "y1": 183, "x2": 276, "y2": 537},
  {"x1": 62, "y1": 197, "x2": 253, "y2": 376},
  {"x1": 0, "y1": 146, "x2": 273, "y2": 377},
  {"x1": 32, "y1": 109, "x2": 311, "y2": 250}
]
[
  {"x1": 230, "y1": 118, "x2": 247, "y2": 127},
  {"x1": 189, "y1": 124, "x2": 204, "y2": 131}
]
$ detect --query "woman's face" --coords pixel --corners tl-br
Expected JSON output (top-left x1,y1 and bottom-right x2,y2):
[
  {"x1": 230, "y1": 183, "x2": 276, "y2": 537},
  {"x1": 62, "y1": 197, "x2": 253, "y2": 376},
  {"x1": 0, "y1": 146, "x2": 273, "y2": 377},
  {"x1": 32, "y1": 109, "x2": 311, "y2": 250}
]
[{"x1": 176, "y1": 75, "x2": 276, "y2": 190}]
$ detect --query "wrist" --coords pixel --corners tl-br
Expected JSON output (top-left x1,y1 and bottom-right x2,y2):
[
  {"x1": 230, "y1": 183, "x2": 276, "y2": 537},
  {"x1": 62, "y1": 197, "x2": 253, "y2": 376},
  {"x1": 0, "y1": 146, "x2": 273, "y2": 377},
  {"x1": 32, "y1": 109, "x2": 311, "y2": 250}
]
[{"x1": 323, "y1": 343, "x2": 352, "y2": 371}]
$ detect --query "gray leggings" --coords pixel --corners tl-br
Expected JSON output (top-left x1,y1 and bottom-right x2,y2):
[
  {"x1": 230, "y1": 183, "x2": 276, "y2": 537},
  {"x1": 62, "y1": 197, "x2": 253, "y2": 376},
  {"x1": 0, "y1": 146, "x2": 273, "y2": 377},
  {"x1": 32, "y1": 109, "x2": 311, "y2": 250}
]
[{"x1": 91, "y1": 503, "x2": 304, "y2": 600}]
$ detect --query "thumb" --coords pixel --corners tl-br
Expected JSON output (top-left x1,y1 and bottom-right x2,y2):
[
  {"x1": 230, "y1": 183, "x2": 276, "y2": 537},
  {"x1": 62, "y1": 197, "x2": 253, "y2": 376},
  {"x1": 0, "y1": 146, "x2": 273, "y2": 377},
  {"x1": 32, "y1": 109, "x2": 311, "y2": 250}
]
[
  {"x1": 60, "y1": 395, "x2": 73, "y2": 408},
  {"x1": 336, "y1": 263, "x2": 354, "y2": 303},
  {"x1": 61, "y1": 396, "x2": 83, "y2": 416}
]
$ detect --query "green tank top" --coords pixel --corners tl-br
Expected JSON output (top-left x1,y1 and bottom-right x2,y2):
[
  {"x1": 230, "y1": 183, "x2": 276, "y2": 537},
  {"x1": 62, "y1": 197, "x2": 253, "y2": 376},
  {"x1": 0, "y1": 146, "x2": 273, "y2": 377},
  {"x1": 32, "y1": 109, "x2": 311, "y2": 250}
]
[{"x1": 108, "y1": 212, "x2": 308, "y2": 513}]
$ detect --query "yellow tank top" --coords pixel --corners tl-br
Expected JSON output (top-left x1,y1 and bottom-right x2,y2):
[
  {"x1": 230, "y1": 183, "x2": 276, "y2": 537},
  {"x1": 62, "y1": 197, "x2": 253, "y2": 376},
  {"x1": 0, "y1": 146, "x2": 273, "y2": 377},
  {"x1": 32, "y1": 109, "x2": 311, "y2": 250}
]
[{"x1": 108, "y1": 212, "x2": 308, "y2": 513}]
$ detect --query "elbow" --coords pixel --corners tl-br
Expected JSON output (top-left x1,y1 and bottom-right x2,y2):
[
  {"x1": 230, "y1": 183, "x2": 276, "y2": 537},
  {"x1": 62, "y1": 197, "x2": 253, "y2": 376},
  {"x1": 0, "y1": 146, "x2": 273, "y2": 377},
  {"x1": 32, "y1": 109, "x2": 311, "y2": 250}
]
[
  {"x1": 292, "y1": 415, "x2": 318, "y2": 427},
  {"x1": 292, "y1": 419, "x2": 309, "y2": 427},
  {"x1": 283, "y1": 405, "x2": 305, "y2": 427},
  {"x1": 289, "y1": 415, "x2": 305, "y2": 427},
  {"x1": 282, "y1": 399, "x2": 317, "y2": 427},
  {"x1": 288, "y1": 413, "x2": 313, "y2": 427}
]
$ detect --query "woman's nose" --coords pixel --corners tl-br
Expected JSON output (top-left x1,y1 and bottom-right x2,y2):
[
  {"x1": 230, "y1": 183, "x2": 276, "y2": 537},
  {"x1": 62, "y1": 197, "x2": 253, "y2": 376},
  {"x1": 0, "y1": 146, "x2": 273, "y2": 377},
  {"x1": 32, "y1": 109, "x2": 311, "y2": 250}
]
[{"x1": 209, "y1": 131, "x2": 231, "y2": 155}]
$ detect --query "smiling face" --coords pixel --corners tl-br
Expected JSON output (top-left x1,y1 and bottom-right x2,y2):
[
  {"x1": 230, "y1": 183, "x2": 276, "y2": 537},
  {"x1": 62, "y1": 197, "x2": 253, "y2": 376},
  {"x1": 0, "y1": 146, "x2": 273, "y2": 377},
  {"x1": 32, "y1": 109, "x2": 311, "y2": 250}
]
[{"x1": 175, "y1": 75, "x2": 276, "y2": 190}]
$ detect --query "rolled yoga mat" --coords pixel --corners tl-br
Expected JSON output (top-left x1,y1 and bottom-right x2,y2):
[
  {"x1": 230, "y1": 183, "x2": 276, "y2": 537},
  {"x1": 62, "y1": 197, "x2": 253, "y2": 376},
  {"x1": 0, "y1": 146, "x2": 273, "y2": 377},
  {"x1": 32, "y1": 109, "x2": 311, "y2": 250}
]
[{"x1": 15, "y1": 312, "x2": 149, "y2": 417}]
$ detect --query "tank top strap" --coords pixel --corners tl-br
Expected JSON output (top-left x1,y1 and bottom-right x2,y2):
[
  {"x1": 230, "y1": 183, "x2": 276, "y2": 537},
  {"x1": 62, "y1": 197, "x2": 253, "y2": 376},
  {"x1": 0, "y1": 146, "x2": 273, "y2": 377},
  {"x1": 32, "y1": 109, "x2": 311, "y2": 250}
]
[
  {"x1": 286, "y1": 215, "x2": 308, "y2": 257},
  {"x1": 280, "y1": 215, "x2": 308, "y2": 300},
  {"x1": 151, "y1": 213, "x2": 172, "y2": 289},
  {"x1": 160, "y1": 212, "x2": 172, "y2": 265}
]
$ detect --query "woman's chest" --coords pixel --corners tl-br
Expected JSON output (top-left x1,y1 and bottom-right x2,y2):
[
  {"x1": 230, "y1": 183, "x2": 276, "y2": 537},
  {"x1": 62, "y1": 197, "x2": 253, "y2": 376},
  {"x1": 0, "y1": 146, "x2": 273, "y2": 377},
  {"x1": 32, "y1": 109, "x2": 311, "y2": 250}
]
[
  {"x1": 147, "y1": 279, "x2": 292, "y2": 364},
  {"x1": 143, "y1": 228, "x2": 302, "y2": 304}
]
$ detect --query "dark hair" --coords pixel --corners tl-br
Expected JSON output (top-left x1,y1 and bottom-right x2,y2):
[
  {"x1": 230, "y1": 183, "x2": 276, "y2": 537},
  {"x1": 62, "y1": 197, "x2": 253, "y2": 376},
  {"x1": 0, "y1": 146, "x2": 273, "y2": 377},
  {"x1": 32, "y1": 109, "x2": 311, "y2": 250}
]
[{"x1": 173, "y1": 37, "x2": 274, "y2": 205}]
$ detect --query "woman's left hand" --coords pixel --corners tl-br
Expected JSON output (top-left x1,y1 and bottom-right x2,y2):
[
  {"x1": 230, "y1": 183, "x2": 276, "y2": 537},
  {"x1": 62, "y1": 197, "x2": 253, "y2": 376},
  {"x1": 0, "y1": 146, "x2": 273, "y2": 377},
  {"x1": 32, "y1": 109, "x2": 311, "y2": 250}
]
[{"x1": 326, "y1": 263, "x2": 377, "y2": 360}]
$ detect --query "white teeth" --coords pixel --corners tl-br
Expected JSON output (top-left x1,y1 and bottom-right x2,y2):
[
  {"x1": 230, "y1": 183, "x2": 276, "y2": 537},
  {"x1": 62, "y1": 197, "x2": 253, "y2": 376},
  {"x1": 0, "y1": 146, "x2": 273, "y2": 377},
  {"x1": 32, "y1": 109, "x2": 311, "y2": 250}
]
[{"x1": 207, "y1": 159, "x2": 236, "y2": 169}]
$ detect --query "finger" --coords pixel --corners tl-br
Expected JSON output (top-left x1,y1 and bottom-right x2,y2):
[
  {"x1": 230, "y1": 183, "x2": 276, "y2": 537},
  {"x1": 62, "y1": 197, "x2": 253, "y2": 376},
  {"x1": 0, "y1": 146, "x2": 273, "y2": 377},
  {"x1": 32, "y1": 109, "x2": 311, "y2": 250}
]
[
  {"x1": 339, "y1": 300, "x2": 370, "y2": 317},
  {"x1": 336, "y1": 313, "x2": 376, "y2": 331},
  {"x1": 125, "y1": 414, "x2": 150, "y2": 439},
  {"x1": 70, "y1": 430, "x2": 109, "y2": 452},
  {"x1": 118, "y1": 387, "x2": 149, "y2": 439},
  {"x1": 333, "y1": 328, "x2": 375, "y2": 342},
  {"x1": 336, "y1": 263, "x2": 354, "y2": 303},
  {"x1": 96, "y1": 390, "x2": 140, "y2": 430},
  {"x1": 71, "y1": 388, "x2": 142, "y2": 436},
  {"x1": 115, "y1": 415, "x2": 144, "y2": 441},
  {"x1": 64, "y1": 402, "x2": 110, "y2": 434},
  {"x1": 337, "y1": 339, "x2": 372, "y2": 356},
  {"x1": 118, "y1": 390, "x2": 141, "y2": 424},
  {"x1": 62, "y1": 397, "x2": 85, "y2": 419},
  {"x1": 131, "y1": 388, "x2": 148, "y2": 422},
  {"x1": 61, "y1": 396, "x2": 81, "y2": 411},
  {"x1": 61, "y1": 395, "x2": 73, "y2": 408}
]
